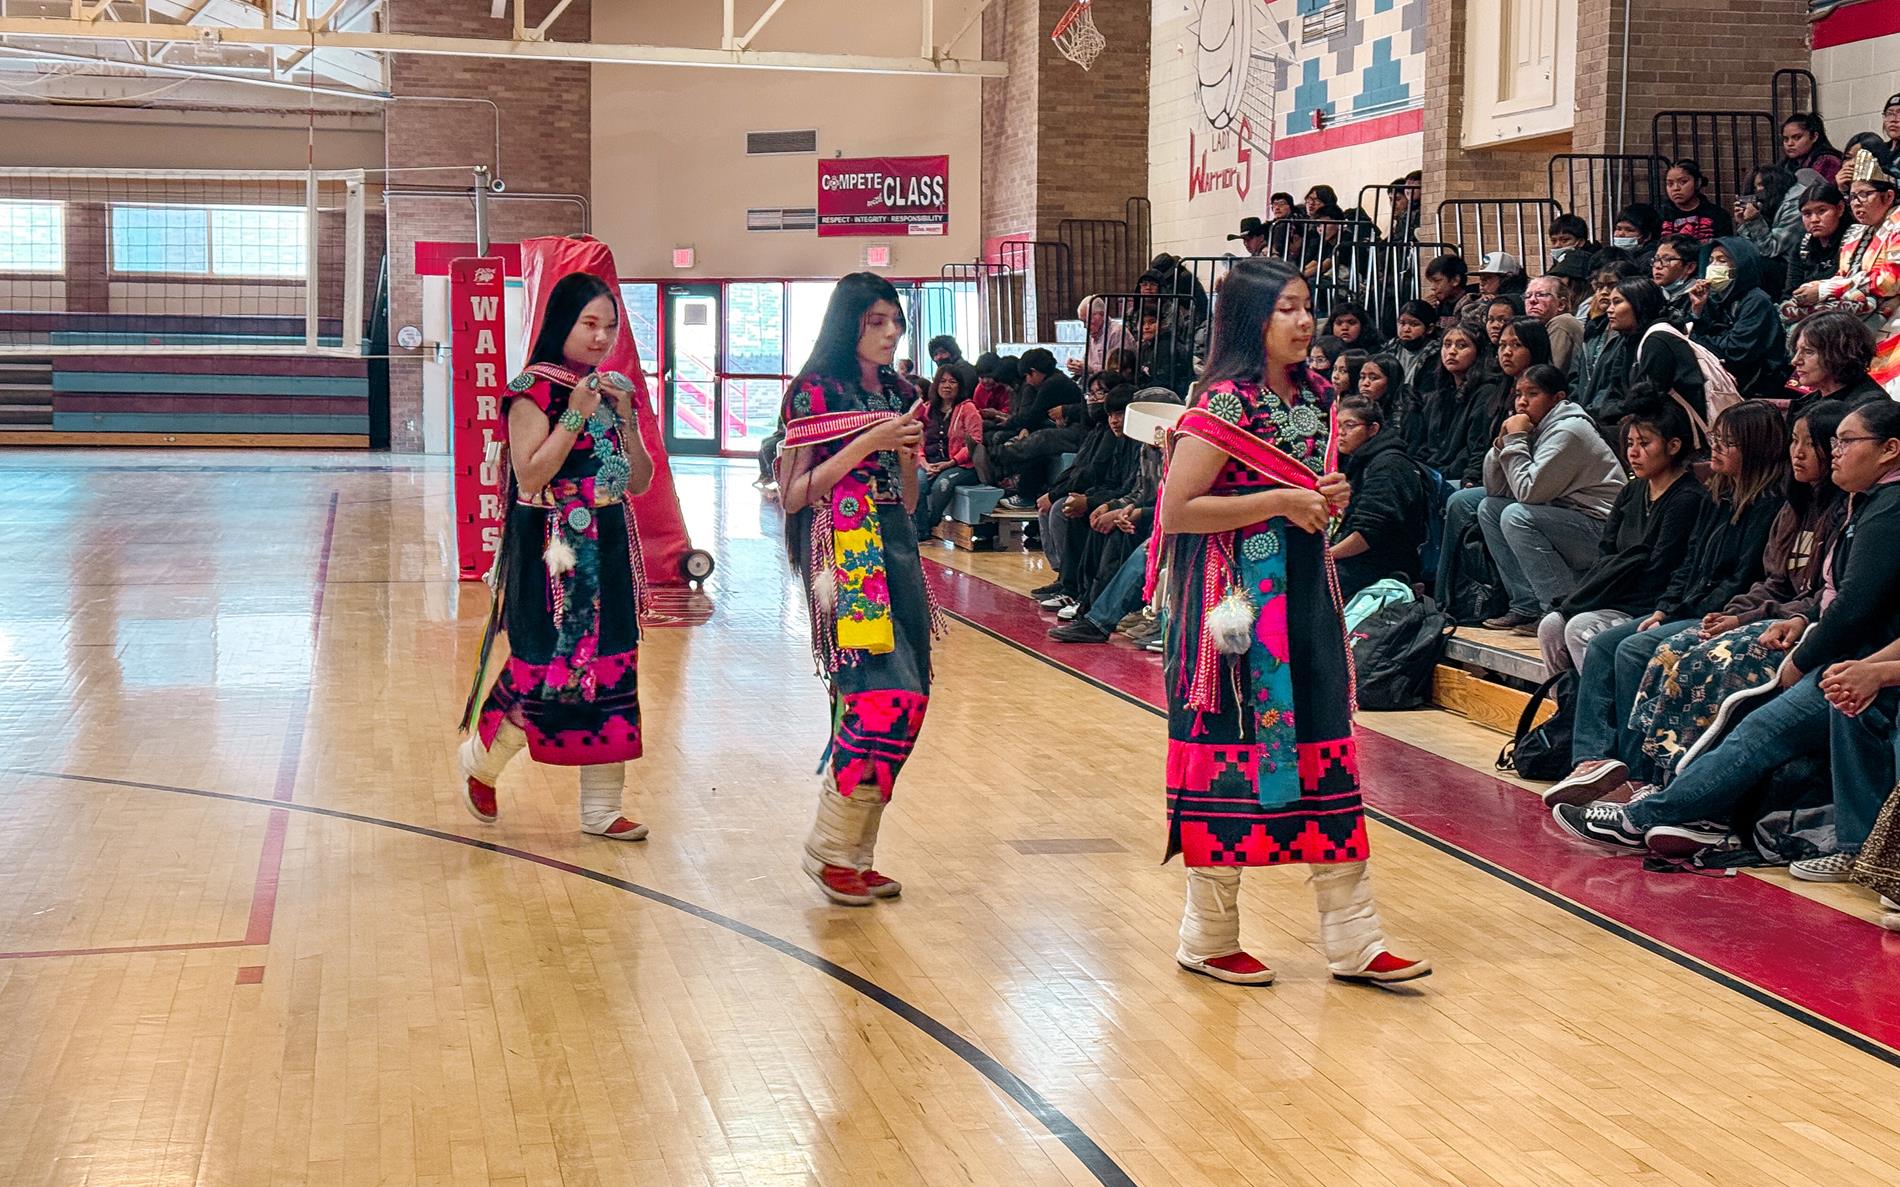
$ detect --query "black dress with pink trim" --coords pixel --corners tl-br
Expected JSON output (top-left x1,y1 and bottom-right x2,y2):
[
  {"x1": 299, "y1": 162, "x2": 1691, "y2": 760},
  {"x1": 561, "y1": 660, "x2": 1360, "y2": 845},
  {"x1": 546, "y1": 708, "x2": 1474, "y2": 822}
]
[
  {"x1": 780, "y1": 371, "x2": 934, "y2": 799},
  {"x1": 476, "y1": 371, "x2": 642, "y2": 765},
  {"x1": 1160, "y1": 378, "x2": 1368, "y2": 868}
]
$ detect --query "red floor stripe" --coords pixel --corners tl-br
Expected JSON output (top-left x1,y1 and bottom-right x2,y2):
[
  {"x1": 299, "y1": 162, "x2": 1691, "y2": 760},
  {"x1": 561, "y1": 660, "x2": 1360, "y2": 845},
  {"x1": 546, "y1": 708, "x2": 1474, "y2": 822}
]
[
  {"x1": 927, "y1": 557, "x2": 1900, "y2": 1054},
  {"x1": 0, "y1": 493, "x2": 337, "y2": 964}
]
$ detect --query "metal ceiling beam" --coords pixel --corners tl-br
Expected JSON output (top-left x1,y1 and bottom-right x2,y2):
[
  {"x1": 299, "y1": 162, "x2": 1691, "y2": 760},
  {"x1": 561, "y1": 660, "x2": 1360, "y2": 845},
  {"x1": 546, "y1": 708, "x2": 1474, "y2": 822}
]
[{"x1": 0, "y1": 16, "x2": 1008, "y2": 75}]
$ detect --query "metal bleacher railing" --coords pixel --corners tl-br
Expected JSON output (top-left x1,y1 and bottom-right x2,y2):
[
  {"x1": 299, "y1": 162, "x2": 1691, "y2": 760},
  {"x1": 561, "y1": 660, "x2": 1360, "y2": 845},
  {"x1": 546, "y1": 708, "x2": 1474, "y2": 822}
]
[
  {"x1": 1547, "y1": 154, "x2": 1669, "y2": 246},
  {"x1": 1651, "y1": 110, "x2": 1779, "y2": 207}
]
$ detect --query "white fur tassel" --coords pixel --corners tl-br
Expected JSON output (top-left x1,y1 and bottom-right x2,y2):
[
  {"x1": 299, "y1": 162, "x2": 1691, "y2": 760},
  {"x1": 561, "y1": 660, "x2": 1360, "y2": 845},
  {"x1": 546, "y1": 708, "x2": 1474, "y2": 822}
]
[
  {"x1": 1207, "y1": 586, "x2": 1257, "y2": 656},
  {"x1": 814, "y1": 565, "x2": 837, "y2": 614},
  {"x1": 544, "y1": 532, "x2": 577, "y2": 576}
]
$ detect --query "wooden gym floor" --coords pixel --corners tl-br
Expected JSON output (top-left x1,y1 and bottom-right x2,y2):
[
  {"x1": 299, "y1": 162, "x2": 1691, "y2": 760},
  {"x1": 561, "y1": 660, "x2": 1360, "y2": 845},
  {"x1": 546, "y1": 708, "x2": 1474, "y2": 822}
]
[{"x1": 1, "y1": 452, "x2": 1897, "y2": 1187}]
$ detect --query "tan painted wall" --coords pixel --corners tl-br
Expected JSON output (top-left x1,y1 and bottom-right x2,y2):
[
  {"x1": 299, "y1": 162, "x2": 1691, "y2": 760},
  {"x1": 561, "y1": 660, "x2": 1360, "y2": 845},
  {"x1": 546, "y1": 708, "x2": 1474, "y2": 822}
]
[
  {"x1": 0, "y1": 104, "x2": 382, "y2": 171},
  {"x1": 589, "y1": 1, "x2": 987, "y2": 280}
]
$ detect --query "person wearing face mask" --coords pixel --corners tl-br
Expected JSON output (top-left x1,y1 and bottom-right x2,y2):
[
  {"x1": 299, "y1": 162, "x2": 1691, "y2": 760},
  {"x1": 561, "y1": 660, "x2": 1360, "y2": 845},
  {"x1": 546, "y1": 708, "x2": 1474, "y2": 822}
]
[
  {"x1": 1649, "y1": 234, "x2": 1702, "y2": 309},
  {"x1": 1547, "y1": 214, "x2": 1594, "y2": 271},
  {"x1": 1329, "y1": 397, "x2": 1427, "y2": 597},
  {"x1": 1686, "y1": 236, "x2": 1789, "y2": 398},
  {"x1": 1610, "y1": 203, "x2": 1663, "y2": 268}
]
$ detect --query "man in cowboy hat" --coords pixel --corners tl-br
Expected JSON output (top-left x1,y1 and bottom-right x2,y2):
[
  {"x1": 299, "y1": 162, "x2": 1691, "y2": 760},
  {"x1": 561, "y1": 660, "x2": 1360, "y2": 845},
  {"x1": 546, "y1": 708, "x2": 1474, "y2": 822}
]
[{"x1": 1227, "y1": 217, "x2": 1268, "y2": 257}]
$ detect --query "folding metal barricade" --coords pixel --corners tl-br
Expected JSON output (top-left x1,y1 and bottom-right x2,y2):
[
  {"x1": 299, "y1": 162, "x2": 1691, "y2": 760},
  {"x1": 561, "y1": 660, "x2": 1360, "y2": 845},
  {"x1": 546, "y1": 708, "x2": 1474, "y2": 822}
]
[
  {"x1": 1772, "y1": 67, "x2": 1821, "y2": 125},
  {"x1": 1547, "y1": 154, "x2": 1669, "y2": 245},
  {"x1": 996, "y1": 239, "x2": 1073, "y2": 344},
  {"x1": 1651, "y1": 111, "x2": 1778, "y2": 206},
  {"x1": 1434, "y1": 199, "x2": 1561, "y2": 274},
  {"x1": 1074, "y1": 291, "x2": 1200, "y2": 395}
]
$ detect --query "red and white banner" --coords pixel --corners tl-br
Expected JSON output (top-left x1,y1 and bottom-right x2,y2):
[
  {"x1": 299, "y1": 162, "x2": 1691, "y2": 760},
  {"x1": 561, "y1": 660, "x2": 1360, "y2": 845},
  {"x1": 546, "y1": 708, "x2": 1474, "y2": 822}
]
[
  {"x1": 450, "y1": 256, "x2": 508, "y2": 580},
  {"x1": 817, "y1": 155, "x2": 949, "y2": 237}
]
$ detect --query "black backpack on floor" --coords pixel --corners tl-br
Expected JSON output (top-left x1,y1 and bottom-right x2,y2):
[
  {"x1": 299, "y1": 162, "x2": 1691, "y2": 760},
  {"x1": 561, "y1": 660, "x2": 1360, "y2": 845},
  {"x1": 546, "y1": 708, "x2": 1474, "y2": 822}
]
[
  {"x1": 1444, "y1": 517, "x2": 1509, "y2": 626},
  {"x1": 1496, "y1": 671, "x2": 1577, "y2": 781},
  {"x1": 1350, "y1": 597, "x2": 1455, "y2": 711}
]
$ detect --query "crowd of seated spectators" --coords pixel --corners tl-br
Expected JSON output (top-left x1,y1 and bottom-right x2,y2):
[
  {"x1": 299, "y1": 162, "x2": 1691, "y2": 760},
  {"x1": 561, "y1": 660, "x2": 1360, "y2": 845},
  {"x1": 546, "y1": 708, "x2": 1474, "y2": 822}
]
[{"x1": 762, "y1": 107, "x2": 1900, "y2": 925}]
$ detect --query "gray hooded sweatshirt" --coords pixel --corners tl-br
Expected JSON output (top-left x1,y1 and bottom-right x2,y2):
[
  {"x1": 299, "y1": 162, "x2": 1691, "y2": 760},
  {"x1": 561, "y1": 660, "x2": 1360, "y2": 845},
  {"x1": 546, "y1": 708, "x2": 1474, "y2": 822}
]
[{"x1": 1481, "y1": 399, "x2": 1625, "y2": 518}]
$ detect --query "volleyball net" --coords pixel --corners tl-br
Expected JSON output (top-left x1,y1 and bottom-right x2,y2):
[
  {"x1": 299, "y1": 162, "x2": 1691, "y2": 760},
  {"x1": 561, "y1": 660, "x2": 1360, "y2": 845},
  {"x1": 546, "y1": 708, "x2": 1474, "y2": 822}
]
[{"x1": 0, "y1": 167, "x2": 370, "y2": 358}]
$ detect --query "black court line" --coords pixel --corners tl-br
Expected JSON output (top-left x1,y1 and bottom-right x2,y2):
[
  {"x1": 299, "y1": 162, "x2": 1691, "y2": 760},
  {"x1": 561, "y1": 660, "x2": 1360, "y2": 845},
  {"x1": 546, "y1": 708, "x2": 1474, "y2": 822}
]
[
  {"x1": 941, "y1": 604, "x2": 1900, "y2": 1072},
  {"x1": 9, "y1": 768, "x2": 1137, "y2": 1187}
]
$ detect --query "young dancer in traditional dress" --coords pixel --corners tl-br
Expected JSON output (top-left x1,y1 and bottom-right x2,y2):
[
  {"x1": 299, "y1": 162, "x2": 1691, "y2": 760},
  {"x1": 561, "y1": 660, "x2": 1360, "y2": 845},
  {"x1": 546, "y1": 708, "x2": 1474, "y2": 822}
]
[
  {"x1": 458, "y1": 273, "x2": 654, "y2": 840},
  {"x1": 1153, "y1": 256, "x2": 1430, "y2": 986},
  {"x1": 777, "y1": 273, "x2": 945, "y2": 906}
]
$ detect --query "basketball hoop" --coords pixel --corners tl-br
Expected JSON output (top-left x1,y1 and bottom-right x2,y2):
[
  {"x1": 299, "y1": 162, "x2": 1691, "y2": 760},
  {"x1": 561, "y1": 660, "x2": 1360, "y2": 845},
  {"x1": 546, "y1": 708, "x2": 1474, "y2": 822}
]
[{"x1": 1052, "y1": 0, "x2": 1106, "y2": 71}]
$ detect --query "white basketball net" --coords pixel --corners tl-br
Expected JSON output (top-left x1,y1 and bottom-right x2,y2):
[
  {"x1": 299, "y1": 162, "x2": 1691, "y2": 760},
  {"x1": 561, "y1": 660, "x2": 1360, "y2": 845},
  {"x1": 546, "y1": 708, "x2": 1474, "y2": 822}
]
[{"x1": 1052, "y1": 0, "x2": 1106, "y2": 71}]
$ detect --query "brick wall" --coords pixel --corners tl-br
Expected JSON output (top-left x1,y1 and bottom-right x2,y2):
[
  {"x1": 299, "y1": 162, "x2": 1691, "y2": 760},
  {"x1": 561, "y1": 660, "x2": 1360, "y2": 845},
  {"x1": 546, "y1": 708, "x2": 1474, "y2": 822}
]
[
  {"x1": 383, "y1": 0, "x2": 591, "y2": 451},
  {"x1": 1605, "y1": 0, "x2": 1811, "y2": 146},
  {"x1": 981, "y1": 0, "x2": 1149, "y2": 247},
  {"x1": 1427, "y1": 0, "x2": 1811, "y2": 256},
  {"x1": 1421, "y1": 0, "x2": 1557, "y2": 250}
]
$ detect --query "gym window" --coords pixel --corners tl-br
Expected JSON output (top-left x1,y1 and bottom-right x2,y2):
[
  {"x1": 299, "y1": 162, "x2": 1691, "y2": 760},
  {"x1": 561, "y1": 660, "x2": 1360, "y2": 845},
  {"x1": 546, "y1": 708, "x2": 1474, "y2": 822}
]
[
  {"x1": 0, "y1": 200, "x2": 65, "y2": 273},
  {"x1": 109, "y1": 203, "x2": 306, "y2": 278}
]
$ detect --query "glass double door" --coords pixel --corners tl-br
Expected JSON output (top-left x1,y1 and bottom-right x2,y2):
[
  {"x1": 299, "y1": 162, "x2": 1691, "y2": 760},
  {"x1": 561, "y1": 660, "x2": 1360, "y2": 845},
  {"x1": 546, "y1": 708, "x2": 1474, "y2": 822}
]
[{"x1": 659, "y1": 282, "x2": 796, "y2": 457}]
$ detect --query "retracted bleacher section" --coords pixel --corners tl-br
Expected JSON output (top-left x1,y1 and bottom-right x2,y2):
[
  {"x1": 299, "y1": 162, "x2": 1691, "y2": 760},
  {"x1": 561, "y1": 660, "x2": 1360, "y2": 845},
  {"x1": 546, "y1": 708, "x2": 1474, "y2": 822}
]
[{"x1": 0, "y1": 312, "x2": 367, "y2": 447}]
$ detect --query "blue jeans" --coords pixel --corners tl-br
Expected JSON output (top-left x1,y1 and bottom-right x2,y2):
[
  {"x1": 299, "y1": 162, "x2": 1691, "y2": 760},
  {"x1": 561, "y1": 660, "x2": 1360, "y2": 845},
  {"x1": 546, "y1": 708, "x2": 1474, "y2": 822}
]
[
  {"x1": 1624, "y1": 674, "x2": 1896, "y2": 852},
  {"x1": 1571, "y1": 617, "x2": 1694, "y2": 776},
  {"x1": 1086, "y1": 539, "x2": 1151, "y2": 632},
  {"x1": 915, "y1": 465, "x2": 976, "y2": 537},
  {"x1": 1432, "y1": 485, "x2": 1487, "y2": 606},
  {"x1": 1480, "y1": 496, "x2": 1605, "y2": 615}
]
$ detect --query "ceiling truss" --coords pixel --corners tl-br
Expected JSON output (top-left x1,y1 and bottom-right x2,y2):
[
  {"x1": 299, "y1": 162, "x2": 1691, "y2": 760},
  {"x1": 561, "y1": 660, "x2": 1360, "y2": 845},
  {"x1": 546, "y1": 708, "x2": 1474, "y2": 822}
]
[{"x1": 0, "y1": 0, "x2": 1006, "y2": 96}]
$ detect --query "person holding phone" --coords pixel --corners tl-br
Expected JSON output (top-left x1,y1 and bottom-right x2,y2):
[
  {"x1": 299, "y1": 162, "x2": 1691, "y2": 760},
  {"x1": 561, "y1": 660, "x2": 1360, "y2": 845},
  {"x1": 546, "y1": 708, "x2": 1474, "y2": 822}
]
[{"x1": 777, "y1": 274, "x2": 945, "y2": 906}]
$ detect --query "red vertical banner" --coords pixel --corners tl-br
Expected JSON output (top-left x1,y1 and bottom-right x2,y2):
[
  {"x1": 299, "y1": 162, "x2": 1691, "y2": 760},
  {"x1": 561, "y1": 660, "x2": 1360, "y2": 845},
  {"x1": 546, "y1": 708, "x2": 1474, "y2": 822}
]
[{"x1": 451, "y1": 257, "x2": 508, "y2": 581}]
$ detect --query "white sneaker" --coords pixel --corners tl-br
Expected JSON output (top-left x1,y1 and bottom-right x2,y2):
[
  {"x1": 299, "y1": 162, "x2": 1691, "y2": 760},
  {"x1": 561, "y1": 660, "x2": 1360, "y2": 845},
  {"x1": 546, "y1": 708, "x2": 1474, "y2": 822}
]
[
  {"x1": 1057, "y1": 603, "x2": 1079, "y2": 621},
  {"x1": 1039, "y1": 593, "x2": 1075, "y2": 611}
]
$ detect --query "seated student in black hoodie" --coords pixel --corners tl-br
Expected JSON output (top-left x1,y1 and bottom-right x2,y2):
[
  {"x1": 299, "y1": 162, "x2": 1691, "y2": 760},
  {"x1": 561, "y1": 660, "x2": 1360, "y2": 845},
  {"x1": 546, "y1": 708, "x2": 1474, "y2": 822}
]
[
  {"x1": 1330, "y1": 397, "x2": 1428, "y2": 597},
  {"x1": 1535, "y1": 390, "x2": 1710, "y2": 676},
  {"x1": 1557, "y1": 400, "x2": 1900, "y2": 878},
  {"x1": 1685, "y1": 236, "x2": 1789, "y2": 398},
  {"x1": 1552, "y1": 400, "x2": 1788, "y2": 799},
  {"x1": 1036, "y1": 383, "x2": 1141, "y2": 613},
  {"x1": 1405, "y1": 322, "x2": 1501, "y2": 483},
  {"x1": 991, "y1": 347, "x2": 1084, "y2": 509}
]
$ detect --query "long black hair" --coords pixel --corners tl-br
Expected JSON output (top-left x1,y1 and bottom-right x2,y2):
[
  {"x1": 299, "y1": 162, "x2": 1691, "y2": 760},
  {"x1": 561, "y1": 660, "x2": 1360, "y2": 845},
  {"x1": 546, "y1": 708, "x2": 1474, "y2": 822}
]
[
  {"x1": 528, "y1": 272, "x2": 617, "y2": 369},
  {"x1": 792, "y1": 271, "x2": 908, "y2": 388},
  {"x1": 1613, "y1": 277, "x2": 1670, "y2": 336},
  {"x1": 1792, "y1": 399, "x2": 1847, "y2": 518},
  {"x1": 1200, "y1": 256, "x2": 1315, "y2": 389}
]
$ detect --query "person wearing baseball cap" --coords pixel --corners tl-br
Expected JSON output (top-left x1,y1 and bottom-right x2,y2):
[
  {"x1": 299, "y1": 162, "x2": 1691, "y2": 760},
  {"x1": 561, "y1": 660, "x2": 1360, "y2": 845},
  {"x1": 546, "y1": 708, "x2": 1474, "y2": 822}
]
[
  {"x1": 1227, "y1": 217, "x2": 1268, "y2": 257},
  {"x1": 1473, "y1": 250, "x2": 1527, "y2": 296}
]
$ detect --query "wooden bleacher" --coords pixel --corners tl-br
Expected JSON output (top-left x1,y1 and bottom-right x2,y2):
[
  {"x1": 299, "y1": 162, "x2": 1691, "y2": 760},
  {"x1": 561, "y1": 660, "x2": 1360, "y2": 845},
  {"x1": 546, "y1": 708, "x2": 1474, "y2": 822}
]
[{"x1": 1434, "y1": 625, "x2": 1554, "y2": 735}]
